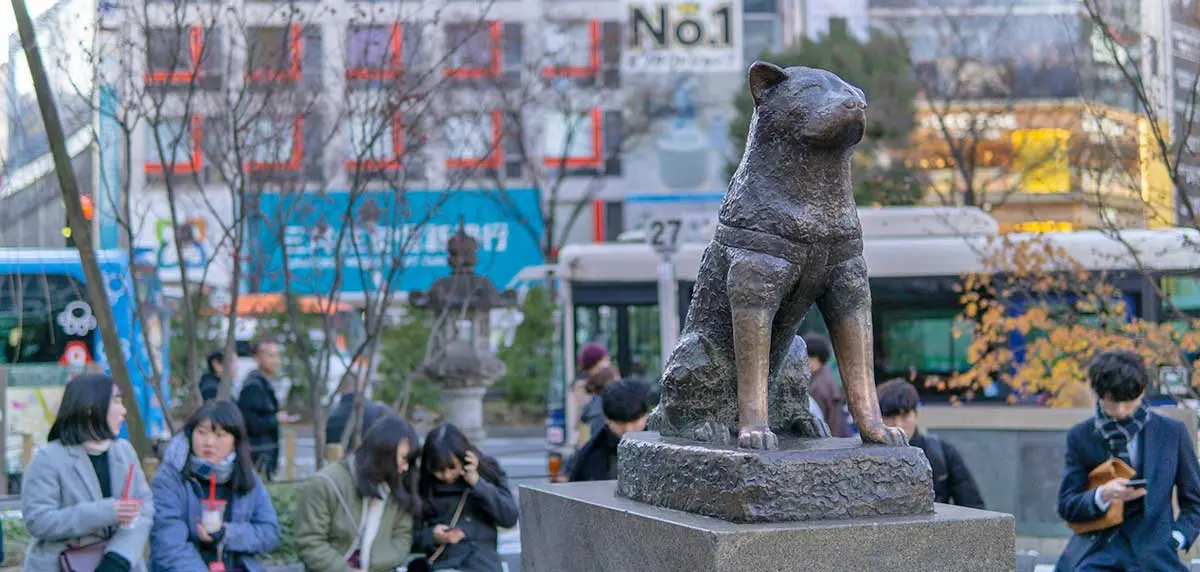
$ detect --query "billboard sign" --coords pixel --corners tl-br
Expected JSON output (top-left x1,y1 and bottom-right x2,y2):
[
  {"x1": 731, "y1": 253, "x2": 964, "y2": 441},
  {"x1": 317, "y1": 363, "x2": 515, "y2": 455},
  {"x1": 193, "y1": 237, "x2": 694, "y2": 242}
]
[
  {"x1": 622, "y1": 0, "x2": 742, "y2": 73},
  {"x1": 250, "y1": 189, "x2": 544, "y2": 295}
]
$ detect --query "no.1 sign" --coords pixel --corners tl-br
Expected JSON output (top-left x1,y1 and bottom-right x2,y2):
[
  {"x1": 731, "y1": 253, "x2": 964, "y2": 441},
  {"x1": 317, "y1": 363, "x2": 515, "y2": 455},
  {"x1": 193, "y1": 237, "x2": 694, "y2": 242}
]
[{"x1": 622, "y1": 0, "x2": 743, "y2": 73}]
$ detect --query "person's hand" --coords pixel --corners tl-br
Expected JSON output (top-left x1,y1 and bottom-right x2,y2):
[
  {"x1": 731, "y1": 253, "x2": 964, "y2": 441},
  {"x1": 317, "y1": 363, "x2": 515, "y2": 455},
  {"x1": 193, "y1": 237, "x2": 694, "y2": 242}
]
[
  {"x1": 433, "y1": 524, "x2": 466, "y2": 545},
  {"x1": 1098, "y1": 478, "x2": 1146, "y2": 503},
  {"x1": 115, "y1": 499, "x2": 141, "y2": 526},
  {"x1": 196, "y1": 523, "x2": 215, "y2": 543},
  {"x1": 463, "y1": 451, "x2": 480, "y2": 487}
]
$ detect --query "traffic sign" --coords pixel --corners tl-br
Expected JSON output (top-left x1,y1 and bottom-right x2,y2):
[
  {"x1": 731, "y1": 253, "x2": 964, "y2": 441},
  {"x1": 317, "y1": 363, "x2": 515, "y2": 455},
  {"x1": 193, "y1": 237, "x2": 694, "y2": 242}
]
[{"x1": 645, "y1": 217, "x2": 683, "y2": 253}]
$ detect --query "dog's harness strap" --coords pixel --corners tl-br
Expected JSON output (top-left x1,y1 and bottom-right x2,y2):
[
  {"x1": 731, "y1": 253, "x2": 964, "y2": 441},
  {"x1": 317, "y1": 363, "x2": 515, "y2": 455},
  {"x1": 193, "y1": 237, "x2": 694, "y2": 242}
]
[{"x1": 713, "y1": 224, "x2": 862, "y2": 267}]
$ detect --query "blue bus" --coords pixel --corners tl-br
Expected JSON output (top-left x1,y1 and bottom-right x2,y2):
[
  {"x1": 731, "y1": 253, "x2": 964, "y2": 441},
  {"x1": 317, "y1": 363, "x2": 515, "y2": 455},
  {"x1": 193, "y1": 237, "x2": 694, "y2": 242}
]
[{"x1": 0, "y1": 249, "x2": 171, "y2": 480}]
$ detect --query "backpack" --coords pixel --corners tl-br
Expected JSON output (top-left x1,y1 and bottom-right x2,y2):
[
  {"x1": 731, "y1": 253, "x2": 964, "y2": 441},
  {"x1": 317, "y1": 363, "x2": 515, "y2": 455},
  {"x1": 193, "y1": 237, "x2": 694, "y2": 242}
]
[{"x1": 922, "y1": 433, "x2": 950, "y2": 500}]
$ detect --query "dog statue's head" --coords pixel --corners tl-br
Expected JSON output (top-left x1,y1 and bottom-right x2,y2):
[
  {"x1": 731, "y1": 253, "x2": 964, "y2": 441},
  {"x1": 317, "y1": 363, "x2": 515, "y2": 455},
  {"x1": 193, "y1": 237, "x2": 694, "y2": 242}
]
[{"x1": 747, "y1": 61, "x2": 867, "y2": 150}]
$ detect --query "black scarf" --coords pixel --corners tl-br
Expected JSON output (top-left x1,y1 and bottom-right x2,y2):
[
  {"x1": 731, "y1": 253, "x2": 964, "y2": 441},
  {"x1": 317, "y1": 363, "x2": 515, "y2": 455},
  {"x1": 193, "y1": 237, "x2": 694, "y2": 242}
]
[{"x1": 1094, "y1": 399, "x2": 1151, "y2": 466}]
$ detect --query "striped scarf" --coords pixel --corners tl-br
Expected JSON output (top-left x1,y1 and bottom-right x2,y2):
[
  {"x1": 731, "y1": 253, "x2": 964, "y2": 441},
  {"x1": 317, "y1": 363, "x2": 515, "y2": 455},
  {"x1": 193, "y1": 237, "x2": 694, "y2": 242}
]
[{"x1": 1094, "y1": 399, "x2": 1151, "y2": 466}]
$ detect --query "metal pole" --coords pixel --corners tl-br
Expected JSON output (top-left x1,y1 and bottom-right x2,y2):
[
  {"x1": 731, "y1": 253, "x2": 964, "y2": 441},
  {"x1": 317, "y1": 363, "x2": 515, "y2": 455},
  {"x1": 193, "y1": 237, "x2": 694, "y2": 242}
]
[{"x1": 658, "y1": 252, "x2": 679, "y2": 362}]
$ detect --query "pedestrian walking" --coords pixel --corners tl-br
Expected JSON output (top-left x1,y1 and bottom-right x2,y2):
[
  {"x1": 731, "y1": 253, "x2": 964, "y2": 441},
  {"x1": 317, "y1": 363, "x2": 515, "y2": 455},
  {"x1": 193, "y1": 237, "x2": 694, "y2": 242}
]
[
  {"x1": 804, "y1": 334, "x2": 853, "y2": 437},
  {"x1": 293, "y1": 415, "x2": 420, "y2": 572},
  {"x1": 1056, "y1": 350, "x2": 1200, "y2": 571},
  {"x1": 411, "y1": 423, "x2": 519, "y2": 572},
  {"x1": 878, "y1": 378, "x2": 985, "y2": 509},
  {"x1": 20, "y1": 373, "x2": 154, "y2": 571},
  {"x1": 199, "y1": 350, "x2": 232, "y2": 404},
  {"x1": 569, "y1": 379, "x2": 652, "y2": 482},
  {"x1": 325, "y1": 374, "x2": 392, "y2": 454},
  {"x1": 237, "y1": 339, "x2": 293, "y2": 481},
  {"x1": 149, "y1": 401, "x2": 280, "y2": 571}
]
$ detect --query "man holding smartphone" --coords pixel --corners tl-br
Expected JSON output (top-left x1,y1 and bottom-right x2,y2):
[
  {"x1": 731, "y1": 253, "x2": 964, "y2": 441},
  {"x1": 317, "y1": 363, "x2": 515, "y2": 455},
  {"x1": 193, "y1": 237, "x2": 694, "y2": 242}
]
[{"x1": 1056, "y1": 350, "x2": 1200, "y2": 571}]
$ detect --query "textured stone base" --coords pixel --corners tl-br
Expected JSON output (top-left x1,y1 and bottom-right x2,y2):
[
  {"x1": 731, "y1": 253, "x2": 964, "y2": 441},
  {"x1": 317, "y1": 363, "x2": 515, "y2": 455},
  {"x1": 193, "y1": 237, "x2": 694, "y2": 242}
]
[
  {"x1": 520, "y1": 481, "x2": 1016, "y2": 572},
  {"x1": 615, "y1": 431, "x2": 934, "y2": 522}
]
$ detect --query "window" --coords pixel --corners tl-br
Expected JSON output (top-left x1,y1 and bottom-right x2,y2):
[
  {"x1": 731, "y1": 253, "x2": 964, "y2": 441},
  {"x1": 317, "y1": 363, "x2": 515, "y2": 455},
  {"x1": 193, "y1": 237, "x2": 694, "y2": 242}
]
[
  {"x1": 543, "y1": 20, "x2": 599, "y2": 77},
  {"x1": 445, "y1": 111, "x2": 501, "y2": 169},
  {"x1": 346, "y1": 113, "x2": 404, "y2": 170},
  {"x1": 881, "y1": 310, "x2": 973, "y2": 374},
  {"x1": 0, "y1": 273, "x2": 94, "y2": 365},
  {"x1": 1162, "y1": 275, "x2": 1200, "y2": 312},
  {"x1": 445, "y1": 22, "x2": 501, "y2": 78},
  {"x1": 246, "y1": 25, "x2": 302, "y2": 82},
  {"x1": 346, "y1": 24, "x2": 420, "y2": 80},
  {"x1": 145, "y1": 116, "x2": 203, "y2": 174},
  {"x1": 743, "y1": 17, "x2": 779, "y2": 63},
  {"x1": 146, "y1": 26, "x2": 204, "y2": 84},
  {"x1": 245, "y1": 116, "x2": 304, "y2": 171},
  {"x1": 543, "y1": 110, "x2": 603, "y2": 168}
]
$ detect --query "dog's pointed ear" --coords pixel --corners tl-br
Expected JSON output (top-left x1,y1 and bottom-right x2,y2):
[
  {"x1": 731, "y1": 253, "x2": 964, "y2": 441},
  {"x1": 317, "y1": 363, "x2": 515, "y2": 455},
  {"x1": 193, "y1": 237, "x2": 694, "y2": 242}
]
[{"x1": 748, "y1": 61, "x2": 788, "y2": 106}]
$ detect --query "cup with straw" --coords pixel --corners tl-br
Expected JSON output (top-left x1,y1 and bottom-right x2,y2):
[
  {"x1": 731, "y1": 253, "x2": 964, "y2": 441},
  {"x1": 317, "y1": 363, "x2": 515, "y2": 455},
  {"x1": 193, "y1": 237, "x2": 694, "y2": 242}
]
[{"x1": 201, "y1": 473, "x2": 227, "y2": 536}]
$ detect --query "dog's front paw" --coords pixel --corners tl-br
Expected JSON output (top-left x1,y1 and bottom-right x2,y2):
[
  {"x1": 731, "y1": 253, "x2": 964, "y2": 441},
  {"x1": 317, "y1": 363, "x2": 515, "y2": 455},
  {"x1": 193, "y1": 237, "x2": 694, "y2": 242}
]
[
  {"x1": 860, "y1": 423, "x2": 908, "y2": 446},
  {"x1": 738, "y1": 425, "x2": 779, "y2": 450}
]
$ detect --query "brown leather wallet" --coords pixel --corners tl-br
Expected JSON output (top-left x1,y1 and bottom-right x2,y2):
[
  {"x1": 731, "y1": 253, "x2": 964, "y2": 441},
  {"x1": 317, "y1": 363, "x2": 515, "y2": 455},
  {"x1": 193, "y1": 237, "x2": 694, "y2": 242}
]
[{"x1": 1068, "y1": 457, "x2": 1136, "y2": 534}]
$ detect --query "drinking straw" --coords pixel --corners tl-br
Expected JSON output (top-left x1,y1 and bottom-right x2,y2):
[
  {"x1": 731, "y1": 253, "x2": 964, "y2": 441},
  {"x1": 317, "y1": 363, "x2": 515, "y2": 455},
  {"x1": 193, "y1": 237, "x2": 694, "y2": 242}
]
[
  {"x1": 120, "y1": 463, "x2": 135, "y2": 500},
  {"x1": 209, "y1": 473, "x2": 216, "y2": 501}
]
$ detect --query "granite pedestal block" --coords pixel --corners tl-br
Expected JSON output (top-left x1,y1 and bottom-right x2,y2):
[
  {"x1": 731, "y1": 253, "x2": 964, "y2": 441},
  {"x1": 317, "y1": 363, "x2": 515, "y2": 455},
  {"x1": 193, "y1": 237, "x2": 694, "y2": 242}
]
[
  {"x1": 520, "y1": 481, "x2": 1016, "y2": 572},
  {"x1": 616, "y1": 431, "x2": 934, "y2": 523}
]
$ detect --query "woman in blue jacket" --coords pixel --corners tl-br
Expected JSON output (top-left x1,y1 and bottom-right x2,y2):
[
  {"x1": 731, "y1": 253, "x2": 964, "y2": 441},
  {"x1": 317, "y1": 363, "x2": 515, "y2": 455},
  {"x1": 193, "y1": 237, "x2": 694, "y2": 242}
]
[{"x1": 150, "y1": 401, "x2": 280, "y2": 571}]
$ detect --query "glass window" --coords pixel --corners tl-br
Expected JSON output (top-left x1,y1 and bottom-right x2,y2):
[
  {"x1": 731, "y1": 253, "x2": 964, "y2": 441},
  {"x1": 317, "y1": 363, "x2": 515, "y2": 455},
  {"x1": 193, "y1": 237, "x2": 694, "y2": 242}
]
[
  {"x1": 743, "y1": 17, "x2": 778, "y2": 63},
  {"x1": 0, "y1": 274, "x2": 94, "y2": 365},
  {"x1": 543, "y1": 21, "x2": 593, "y2": 69},
  {"x1": 743, "y1": 0, "x2": 777, "y2": 13},
  {"x1": 445, "y1": 114, "x2": 494, "y2": 162},
  {"x1": 349, "y1": 115, "x2": 397, "y2": 161},
  {"x1": 247, "y1": 118, "x2": 295, "y2": 164},
  {"x1": 1162, "y1": 276, "x2": 1200, "y2": 312},
  {"x1": 446, "y1": 23, "x2": 495, "y2": 70},
  {"x1": 881, "y1": 310, "x2": 973, "y2": 373},
  {"x1": 147, "y1": 27, "x2": 193, "y2": 72},
  {"x1": 346, "y1": 26, "x2": 393, "y2": 70},
  {"x1": 543, "y1": 111, "x2": 597, "y2": 159},
  {"x1": 247, "y1": 26, "x2": 294, "y2": 74},
  {"x1": 146, "y1": 118, "x2": 194, "y2": 165}
]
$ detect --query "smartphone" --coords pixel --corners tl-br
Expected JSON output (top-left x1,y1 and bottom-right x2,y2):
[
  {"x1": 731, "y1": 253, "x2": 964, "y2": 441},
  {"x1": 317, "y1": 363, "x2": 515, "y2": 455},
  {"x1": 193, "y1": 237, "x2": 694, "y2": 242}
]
[{"x1": 1125, "y1": 478, "x2": 1148, "y2": 488}]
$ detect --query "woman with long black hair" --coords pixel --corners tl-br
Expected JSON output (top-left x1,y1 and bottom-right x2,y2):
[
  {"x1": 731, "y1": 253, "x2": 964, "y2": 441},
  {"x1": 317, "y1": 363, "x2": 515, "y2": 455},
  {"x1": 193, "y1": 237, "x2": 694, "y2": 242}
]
[
  {"x1": 294, "y1": 414, "x2": 420, "y2": 572},
  {"x1": 21, "y1": 373, "x2": 154, "y2": 571},
  {"x1": 149, "y1": 400, "x2": 280, "y2": 571},
  {"x1": 412, "y1": 423, "x2": 518, "y2": 572}
]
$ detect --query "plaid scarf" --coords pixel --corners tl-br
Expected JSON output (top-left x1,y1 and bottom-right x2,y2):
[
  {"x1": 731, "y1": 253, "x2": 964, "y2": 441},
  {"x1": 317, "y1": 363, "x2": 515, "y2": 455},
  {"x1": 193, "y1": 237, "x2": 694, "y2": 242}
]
[{"x1": 1094, "y1": 399, "x2": 1151, "y2": 466}]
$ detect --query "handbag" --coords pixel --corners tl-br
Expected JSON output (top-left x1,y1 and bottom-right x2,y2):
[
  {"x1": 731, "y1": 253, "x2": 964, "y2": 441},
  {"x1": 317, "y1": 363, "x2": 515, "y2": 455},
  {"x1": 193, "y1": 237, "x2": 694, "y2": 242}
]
[
  {"x1": 1068, "y1": 457, "x2": 1136, "y2": 535},
  {"x1": 58, "y1": 541, "x2": 107, "y2": 572},
  {"x1": 407, "y1": 491, "x2": 470, "y2": 572}
]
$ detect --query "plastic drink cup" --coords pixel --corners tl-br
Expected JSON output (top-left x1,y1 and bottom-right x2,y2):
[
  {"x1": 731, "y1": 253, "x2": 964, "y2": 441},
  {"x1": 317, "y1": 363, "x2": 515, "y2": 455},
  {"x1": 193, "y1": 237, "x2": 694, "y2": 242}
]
[{"x1": 202, "y1": 499, "x2": 227, "y2": 534}]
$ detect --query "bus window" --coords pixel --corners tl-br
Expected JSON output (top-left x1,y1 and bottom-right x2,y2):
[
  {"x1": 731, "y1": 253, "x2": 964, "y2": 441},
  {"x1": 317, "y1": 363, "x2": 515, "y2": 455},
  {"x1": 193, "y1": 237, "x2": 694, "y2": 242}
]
[
  {"x1": 626, "y1": 305, "x2": 661, "y2": 382},
  {"x1": 1162, "y1": 276, "x2": 1200, "y2": 314},
  {"x1": 879, "y1": 309, "x2": 972, "y2": 375},
  {"x1": 0, "y1": 274, "x2": 95, "y2": 365},
  {"x1": 573, "y1": 304, "x2": 664, "y2": 388}
]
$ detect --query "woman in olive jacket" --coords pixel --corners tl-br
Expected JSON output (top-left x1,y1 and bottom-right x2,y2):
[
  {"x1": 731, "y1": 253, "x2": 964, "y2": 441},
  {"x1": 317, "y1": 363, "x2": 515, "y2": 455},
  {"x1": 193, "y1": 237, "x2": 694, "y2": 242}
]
[{"x1": 293, "y1": 415, "x2": 420, "y2": 572}]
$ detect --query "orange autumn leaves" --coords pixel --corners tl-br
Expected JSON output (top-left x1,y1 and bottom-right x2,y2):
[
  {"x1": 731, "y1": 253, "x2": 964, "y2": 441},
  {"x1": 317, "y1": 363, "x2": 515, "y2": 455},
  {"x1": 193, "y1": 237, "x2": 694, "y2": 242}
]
[{"x1": 939, "y1": 235, "x2": 1200, "y2": 407}]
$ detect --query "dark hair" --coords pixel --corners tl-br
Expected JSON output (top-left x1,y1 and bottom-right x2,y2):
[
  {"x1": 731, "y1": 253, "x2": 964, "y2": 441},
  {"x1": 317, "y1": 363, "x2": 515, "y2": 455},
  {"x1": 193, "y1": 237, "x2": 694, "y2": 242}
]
[
  {"x1": 184, "y1": 401, "x2": 258, "y2": 495},
  {"x1": 418, "y1": 423, "x2": 504, "y2": 518},
  {"x1": 804, "y1": 334, "x2": 831, "y2": 363},
  {"x1": 601, "y1": 379, "x2": 652, "y2": 422},
  {"x1": 1087, "y1": 350, "x2": 1149, "y2": 402},
  {"x1": 206, "y1": 350, "x2": 224, "y2": 374},
  {"x1": 353, "y1": 414, "x2": 420, "y2": 514},
  {"x1": 877, "y1": 378, "x2": 920, "y2": 418},
  {"x1": 585, "y1": 365, "x2": 620, "y2": 395},
  {"x1": 252, "y1": 338, "x2": 279, "y2": 356},
  {"x1": 48, "y1": 373, "x2": 118, "y2": 445}
]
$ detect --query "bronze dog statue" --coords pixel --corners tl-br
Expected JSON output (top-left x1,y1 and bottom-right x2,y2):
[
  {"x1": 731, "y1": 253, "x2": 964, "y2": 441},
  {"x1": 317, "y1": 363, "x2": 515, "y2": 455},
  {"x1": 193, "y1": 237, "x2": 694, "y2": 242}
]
[{"x1": 646, "y1": 61, "x2": 907, "y2": 450}]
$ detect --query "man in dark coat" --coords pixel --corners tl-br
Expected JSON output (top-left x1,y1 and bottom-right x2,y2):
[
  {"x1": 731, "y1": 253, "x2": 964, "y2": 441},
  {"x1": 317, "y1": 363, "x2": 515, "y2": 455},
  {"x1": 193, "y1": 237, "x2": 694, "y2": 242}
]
[
  {"x1": 237, "y1": 339, "x2": 285, "y2": 480},
  {"x1": 804, "y1": 333, "x2": 853, "y2": 437},
  {"x1": 1056, "y1": 350, "x2": 1200, "y2": 571},
  {"x1": 324, "y1": 380, "x2": 392, "y2": 453},
  {"x1": 878, "y1": 378, "x2": 985, "y2": 509},
  {"x1": 569, "y1": 379, "x2": 652, "y2": 482},
  {"x1": 198, "y1": 349, "x2": 231, "y2": 403}
]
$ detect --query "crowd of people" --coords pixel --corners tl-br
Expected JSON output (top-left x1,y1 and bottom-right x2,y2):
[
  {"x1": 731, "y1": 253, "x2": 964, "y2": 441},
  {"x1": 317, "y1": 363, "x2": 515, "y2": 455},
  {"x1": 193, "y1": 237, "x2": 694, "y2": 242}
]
[{"x1": 16, "y1": 339, "x2": 521, "y2": 572}]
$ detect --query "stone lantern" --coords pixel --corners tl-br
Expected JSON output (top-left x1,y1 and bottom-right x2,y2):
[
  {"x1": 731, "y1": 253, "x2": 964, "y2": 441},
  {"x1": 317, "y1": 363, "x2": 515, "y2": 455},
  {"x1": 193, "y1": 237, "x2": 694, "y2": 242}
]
[{"x1": 409, "y1": 220, "x2": 518, "y2": 441}]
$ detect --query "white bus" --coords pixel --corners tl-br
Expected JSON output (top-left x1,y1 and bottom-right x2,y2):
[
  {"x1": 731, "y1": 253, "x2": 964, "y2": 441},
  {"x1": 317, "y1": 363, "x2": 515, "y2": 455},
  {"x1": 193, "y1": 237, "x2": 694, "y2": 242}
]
[{"x1": 517, "y1": 207, "x2": 1200, "y2": 474}]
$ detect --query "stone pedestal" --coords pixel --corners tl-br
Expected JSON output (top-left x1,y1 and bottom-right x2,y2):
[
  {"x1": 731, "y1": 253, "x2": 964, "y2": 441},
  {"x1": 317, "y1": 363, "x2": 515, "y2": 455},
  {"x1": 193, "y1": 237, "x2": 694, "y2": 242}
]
[
  {"x1": 520, "y1": 481, "x2": 1016, "y2": 572},
  {"x1": 617, "y1": 431, "x2": 934, "y2": 523},
  {"x1": 440, "y1": 386, "x2": 487, "y2": 441}
]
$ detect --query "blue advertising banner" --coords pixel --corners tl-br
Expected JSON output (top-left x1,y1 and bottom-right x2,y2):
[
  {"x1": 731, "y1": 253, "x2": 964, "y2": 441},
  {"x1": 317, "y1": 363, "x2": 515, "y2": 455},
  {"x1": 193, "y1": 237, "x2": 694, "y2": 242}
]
[{"x1": 251, "y1": 188, "x2": 544, "y2": 294}]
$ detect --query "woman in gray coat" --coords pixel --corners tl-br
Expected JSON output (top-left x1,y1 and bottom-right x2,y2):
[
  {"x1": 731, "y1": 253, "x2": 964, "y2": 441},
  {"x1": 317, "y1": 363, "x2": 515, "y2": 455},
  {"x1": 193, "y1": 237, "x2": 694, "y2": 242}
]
[{"x1": 20, "y1": 373, "x2": 154, "y2": 571}]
